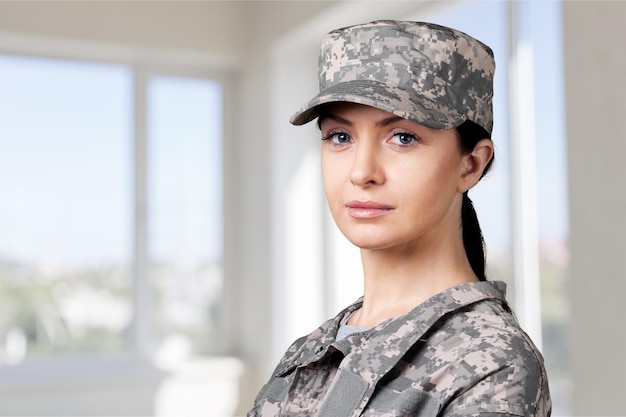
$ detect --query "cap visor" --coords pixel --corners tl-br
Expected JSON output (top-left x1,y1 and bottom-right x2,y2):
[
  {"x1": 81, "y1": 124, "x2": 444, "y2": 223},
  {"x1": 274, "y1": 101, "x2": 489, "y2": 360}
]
[{"x1": 289, "y1": 79, "x2": 465, "y2": 129}]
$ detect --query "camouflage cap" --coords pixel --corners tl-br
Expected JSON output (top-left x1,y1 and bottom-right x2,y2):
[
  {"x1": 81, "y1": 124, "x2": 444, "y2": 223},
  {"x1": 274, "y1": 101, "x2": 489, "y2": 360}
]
[{"x1": 290, "y1": 20, "x2": 495, "y2": 135}]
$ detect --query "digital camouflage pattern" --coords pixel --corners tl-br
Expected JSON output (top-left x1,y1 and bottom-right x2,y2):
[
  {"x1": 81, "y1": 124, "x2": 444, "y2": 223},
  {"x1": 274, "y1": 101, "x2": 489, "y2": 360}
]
[
  {"x1": 248, "y1": 281, "x2": 551, "y2": 417},
  {"x1": 290, "y1": 20, "x2": 495, "y2": 135}
]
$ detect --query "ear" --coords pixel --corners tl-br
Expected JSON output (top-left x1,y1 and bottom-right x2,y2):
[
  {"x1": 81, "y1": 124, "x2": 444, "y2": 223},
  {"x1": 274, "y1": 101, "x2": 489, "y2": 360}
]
[{"x1": 457, "y1": 138, "x2": 494, "y2": 193}]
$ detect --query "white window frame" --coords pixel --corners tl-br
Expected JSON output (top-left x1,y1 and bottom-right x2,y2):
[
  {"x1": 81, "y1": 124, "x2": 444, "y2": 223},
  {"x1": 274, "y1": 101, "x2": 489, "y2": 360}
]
[{"x1": 0, "y1": 32, "x2": 232, "y2": 366}]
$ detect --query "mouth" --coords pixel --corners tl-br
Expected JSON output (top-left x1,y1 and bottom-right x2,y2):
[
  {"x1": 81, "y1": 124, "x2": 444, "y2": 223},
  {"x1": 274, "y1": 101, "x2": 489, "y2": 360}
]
[{"x1": 345, "y1": 200, "x2": 394, "y2": 219}]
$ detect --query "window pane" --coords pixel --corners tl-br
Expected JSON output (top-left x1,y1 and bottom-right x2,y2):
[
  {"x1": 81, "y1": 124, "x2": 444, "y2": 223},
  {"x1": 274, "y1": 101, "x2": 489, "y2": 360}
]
[
  {"x1": 0, "y1": 55, "x2": 133, "y2": 363},
  {"x1": 529, "y1": 2, "x2": 571, "y2": 413},
  {"x1": 147, "y1": 76, "x2": 223, "y2": 360}
]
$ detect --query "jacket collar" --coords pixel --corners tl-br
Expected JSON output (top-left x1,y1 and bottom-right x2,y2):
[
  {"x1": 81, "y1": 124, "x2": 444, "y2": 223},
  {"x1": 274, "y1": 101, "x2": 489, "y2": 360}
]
[{"x1": 274, "y1": 281, "x2": 508, "y2": 380}]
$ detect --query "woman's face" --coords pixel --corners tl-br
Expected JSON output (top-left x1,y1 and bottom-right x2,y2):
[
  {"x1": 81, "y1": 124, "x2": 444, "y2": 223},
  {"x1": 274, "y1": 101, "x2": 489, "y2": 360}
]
[{"x1": 320, "y1": 102, "x2": 475, "y2": 253}]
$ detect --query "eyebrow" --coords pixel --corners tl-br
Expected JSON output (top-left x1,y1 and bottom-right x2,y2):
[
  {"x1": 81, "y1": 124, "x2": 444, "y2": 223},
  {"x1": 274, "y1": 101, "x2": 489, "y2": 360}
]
[
  {"x1": 318, "y1": 113, "x2": 405, "y2": 128},
  {"x1": 376, "y1": 115, "x2": 405, "y2": 127}
]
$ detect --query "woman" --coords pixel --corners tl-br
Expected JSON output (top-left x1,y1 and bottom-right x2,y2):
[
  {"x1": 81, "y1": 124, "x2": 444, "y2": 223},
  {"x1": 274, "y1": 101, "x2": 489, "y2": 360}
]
[{"x1": 248, "y1": 20, "x2": 551, "y2": 417}]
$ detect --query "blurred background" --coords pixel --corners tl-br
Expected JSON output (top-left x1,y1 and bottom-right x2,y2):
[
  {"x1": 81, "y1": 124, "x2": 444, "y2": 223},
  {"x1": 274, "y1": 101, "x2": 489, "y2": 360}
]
[{"x1": 0, "y1": 1, "x2": 623, "y2": 416}]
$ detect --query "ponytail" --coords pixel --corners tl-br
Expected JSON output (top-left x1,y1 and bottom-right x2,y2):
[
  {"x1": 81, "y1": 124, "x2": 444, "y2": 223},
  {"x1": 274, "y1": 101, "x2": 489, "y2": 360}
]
[
  {"x1": 462, "y1": 192, "x2": 487, "y2": 281},
  {"x1": 456, "y1": 121, "x2": 494, "y2": 282}
]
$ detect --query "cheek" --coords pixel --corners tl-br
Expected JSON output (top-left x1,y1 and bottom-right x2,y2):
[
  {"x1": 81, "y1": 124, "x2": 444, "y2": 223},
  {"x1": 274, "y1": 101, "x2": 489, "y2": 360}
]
[
  {"x1": 321, "y1": 158, "x2": 342, "y2": 205},
  {"x1": 394, "y1": 156, "x2": 461, "y2": 204}
]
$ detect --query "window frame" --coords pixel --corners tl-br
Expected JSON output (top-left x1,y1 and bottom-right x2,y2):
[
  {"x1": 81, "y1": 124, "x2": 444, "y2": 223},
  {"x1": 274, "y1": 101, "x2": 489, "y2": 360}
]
[{"x1": 0, "y1": 35, "x2": 231, "y2": 369}]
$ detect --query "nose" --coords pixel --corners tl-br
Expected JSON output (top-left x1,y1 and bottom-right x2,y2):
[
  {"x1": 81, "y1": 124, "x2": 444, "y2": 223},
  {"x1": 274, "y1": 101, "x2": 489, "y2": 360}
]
[{"x1": 350, "y1": 141, "x2": 384, "y2": 187}]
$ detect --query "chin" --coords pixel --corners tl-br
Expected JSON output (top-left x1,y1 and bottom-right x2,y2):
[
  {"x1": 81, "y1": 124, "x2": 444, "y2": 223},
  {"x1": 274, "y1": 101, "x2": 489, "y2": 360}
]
[{"x1": 343, "y1": 234, "x2": 397, "y2": 251}]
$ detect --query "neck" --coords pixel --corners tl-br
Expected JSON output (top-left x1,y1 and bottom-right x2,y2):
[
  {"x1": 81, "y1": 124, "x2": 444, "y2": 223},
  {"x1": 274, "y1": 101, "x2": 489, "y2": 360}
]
[{"x1": 350, "y1": 237, "x2": 477, "y2": 328}]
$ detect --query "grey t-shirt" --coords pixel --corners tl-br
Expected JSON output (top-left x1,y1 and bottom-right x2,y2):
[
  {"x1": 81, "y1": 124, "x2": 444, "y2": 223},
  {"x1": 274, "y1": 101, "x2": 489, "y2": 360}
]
[
  {"x1": 336, "y1": 323, "x2": 370, "y2": 341},
  {"x1": 336, "y1": 312, "x2": 370, "y2": 341}
]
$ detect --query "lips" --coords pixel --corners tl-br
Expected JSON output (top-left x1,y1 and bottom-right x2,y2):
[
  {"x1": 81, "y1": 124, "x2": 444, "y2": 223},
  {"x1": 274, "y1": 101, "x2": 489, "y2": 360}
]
[{"x1": 345, "y1": 200, "x2": 394, "y2": 219}]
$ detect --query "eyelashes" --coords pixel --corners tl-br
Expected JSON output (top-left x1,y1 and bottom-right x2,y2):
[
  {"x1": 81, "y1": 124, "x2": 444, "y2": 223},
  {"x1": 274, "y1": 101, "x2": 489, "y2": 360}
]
[
  {"x1": 321, "y1": 131, "x2": 351, "y2": 143},
  {"x1": 321, "y1": 130, "x2": 421, "y2": 146},
  {"x1": 390, "y1": 132, "x2": 418, "y2": 145}
]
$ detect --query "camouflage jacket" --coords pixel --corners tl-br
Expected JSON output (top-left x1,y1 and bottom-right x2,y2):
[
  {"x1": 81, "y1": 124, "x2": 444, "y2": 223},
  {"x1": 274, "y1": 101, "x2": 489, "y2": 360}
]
[{"x1": 248, "y1": 281, "x2": 551, "y2": 417}]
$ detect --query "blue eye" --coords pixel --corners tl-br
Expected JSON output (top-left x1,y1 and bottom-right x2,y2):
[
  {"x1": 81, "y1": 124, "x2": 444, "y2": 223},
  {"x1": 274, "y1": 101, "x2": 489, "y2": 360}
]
[
  {"x1": 391, "y1": 132, "x2": 417, "y2": 145},
  {"x1": 323, "y1": 131, "x2": 352, "y2": 144}
]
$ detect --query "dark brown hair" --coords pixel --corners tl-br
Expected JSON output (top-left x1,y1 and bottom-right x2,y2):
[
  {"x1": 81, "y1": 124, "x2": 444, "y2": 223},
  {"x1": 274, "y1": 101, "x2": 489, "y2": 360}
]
[{"x1": 456, "y1": 121, "x2": 494, "y2": 281}]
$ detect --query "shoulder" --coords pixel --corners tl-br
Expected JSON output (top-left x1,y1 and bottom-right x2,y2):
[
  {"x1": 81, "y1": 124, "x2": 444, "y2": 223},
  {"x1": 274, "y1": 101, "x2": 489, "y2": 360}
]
[
  {"x1": 407, "y1": 298, "x2": 551, "y2": 415},
  {"x1": 452, "y1": 298, "x2": 545, "y2": 378}
]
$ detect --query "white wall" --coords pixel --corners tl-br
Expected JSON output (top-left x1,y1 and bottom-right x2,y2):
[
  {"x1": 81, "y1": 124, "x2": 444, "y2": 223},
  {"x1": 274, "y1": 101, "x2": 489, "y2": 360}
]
[
  {"x1": 563, "y1": 2, "x2": 626, "y2": 415},
  {"x1": 0, "y1": 1, "x2": 246, "y2": 62}
]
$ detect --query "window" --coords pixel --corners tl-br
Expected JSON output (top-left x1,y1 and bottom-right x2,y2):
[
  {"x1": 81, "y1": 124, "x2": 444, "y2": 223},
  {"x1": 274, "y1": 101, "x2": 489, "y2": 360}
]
[
  {"x1": 0, "y1": 54, "x2": 224, "y2": 365},
  {"x1": 0, "y1": 55, "x2": 133, "y2": 362},
  {"x1": 148, "y1": 76, "x2": 223, "y2": 360}
]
